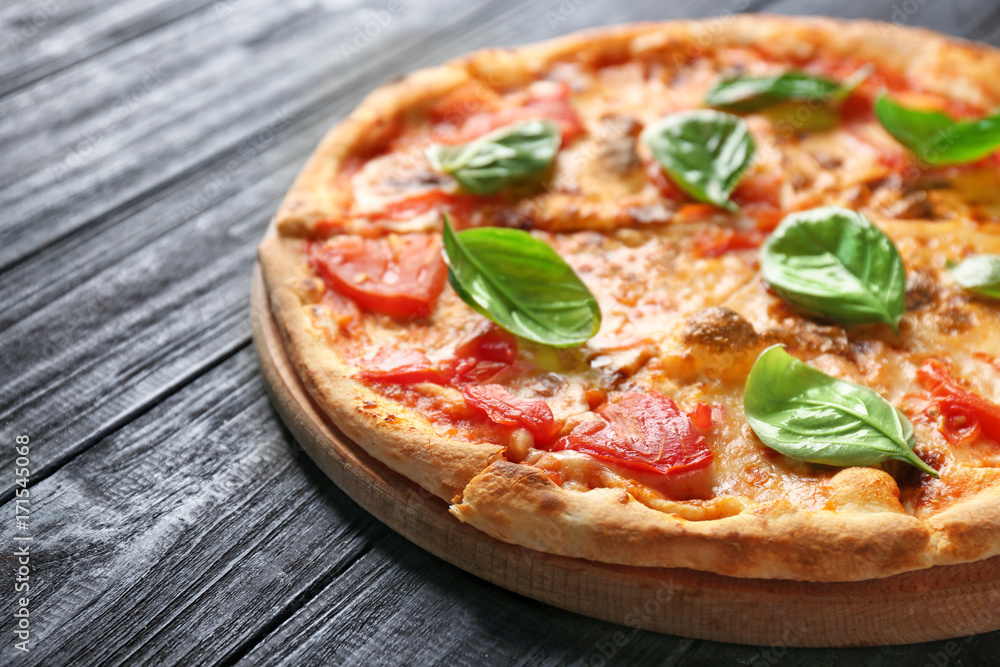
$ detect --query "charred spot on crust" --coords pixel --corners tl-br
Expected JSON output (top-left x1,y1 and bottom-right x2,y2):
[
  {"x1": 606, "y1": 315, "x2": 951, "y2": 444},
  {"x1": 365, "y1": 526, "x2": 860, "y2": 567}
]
[
  {"x1": 813, "y1": 152, "x2": 843, "y2": 170},
  {"x1": 905, "y1": 269, "x2": 940, "y2": 311},
  {"x1": 382, "y1": 169, "x2": 449, "y2": 190},
  {"x1": 764, "y1": 302, "x2": 850, "y2": 356},
  {"x1": 622, "y1": 203, "x2": 674, "y2": 225},
  {"x1": 774, "y1": 318, "x2": 850, "y2": 356},
  {"x1": 682, "y1": 307, "x2": 759, "y2": 352},
  {"x1": 538, "y1": 492, "x2": 565, "y2": 512},
  {"x1": 497, "y1": 207, "x2": 537, "y2": 230},
  {"x1": 594, "y1": 115, "x2": 642, "y2": 176},
  {"x1": 936, "y1": 297, "x2": 976, "y2": 334},
  {"x1": 596, "y1": 136, "x2": 641, "y2": 176}
]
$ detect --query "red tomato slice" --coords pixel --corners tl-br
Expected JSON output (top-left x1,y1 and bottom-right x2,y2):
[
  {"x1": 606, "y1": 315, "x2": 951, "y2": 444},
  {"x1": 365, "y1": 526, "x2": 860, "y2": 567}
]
[
  {"x1": 380, "y1": 190, "x2": 480, "y2": 226},
  {"x1": 436, "y1": 81, "x2": 584, "y2": 146},
  {"x1": 356, "y1": 347, "x2": 448, "y2": 384},
  {"x1": 552, "y1": 391, "x2": 714, "y2": 476},
  {"x1": 688, "y1": 403, "x2": 713, "y2": 433},
  {"x1": 973, "y1": 352, "x2": 1000, "y2": 375},
  {"x1": 455, "y1": 327, "x2": 517, "y2": 364},
  {"x1": 917, "y1": 358, "x2": 1000, "y2": 444},
  {"x1": 731, "y1": 172, "x2": 782, "y2": 209},
  {"x1": 447, "y1": 328, "x2": 519, "y2": 384},
  {"x1": 643, "y1": 155, "x2": 685, "y2": 201},
  {"x1": 310, "y1": 234, "x2": 446, "y2": 318},
  {"x1": 461, "y1": 384, "x2": 561, "y2": 444},
  {"x1": 692, "y1": 227, "x2": 768, "y2": 258}
]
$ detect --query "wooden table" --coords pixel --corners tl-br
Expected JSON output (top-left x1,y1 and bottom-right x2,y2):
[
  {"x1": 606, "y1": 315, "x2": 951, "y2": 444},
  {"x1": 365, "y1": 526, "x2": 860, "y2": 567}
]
[{"x1": 3, "y1": 0, "x2": 1000, "y2": 664}]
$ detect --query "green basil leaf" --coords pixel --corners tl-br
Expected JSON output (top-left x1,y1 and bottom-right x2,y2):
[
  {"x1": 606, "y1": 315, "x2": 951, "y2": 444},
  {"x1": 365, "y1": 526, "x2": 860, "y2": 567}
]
[
  {"x1": 706, "y1": 72, "x2": 842, "y2": 113},
  {"x1": 744, "y1": 345, "x2": 938, "y2": 477},
  {"x1": 640, "y1": 109, "x2": 754, "y2": 212},
  {"x1": 426, "y1": 119, "x2": 561, "y2": 195},
  {"x1": 441, "y1": 216, "x2": 601, "y2": 346},
  {"x1": 761, "y1": 206, "x2": 906, "y2": 331},
  {"x1": 706, "y1": 68, "x2": 870, "y2": 131},
  {"x1": 875, "y1": 95, "x2": 1000, "y2": 166},
  {"x1": 947, "y1": 254, "x2": 1000, "y2": 300}
]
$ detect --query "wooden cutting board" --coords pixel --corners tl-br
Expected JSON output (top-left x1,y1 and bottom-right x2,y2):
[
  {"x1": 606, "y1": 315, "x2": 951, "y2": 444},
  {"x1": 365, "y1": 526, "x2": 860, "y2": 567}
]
[{"x1": 250, "y1": 264, "x2": 1000, "y2": 647}]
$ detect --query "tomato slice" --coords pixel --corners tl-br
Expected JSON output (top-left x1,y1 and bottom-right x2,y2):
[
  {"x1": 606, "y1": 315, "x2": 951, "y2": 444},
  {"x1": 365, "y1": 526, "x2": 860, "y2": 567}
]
[
  {"x1": 692, "y1": 227, "x2": 768, "y2": 258},
  {"x1": 524, "y1": 81, "x2": 586, "y2": 146},
  {"x1": 731, "y1": 172, "x2": 782, "y2": 210},
  {"x1": 454, "y1": 327, "x2": 517, "y2": 364},
  {"x1": 447, "y1": 327, "x2": 519, "y2": 384},
  {"x1": 643, "y1": 155, "x2": 685, "y2": 201},
  {"x1": 379, "y1": 190, "x2": 481, "y2": 227},
  {"x1": 973, "y1": 352, "x2": 1000, "y2": 375},
  {"x1": 917, "y1": 358, "x2": 1000, "y2": 444},
  {"x1": 552, "y1": 391, "x2": 714, "y2": 476},
  {"x1": 688, "y1": 403, "x2": 713, "y2": 434},
  {"x1": 310, "y1": 234, "x2": 446, "y2": 318},
  {"x1": 356, "y1": 347, "x2": 448, "y2": 384},
  {"x1": 461, "y1": 384, "x2": 561, "y2": 444},
  {"x1": 436, "y1": 81, "x2": 584, "y2": 146}
]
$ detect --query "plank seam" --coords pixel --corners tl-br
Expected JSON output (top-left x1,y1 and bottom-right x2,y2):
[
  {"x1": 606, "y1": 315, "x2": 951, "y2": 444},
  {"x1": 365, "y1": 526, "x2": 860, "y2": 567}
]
[
  {"x1": 0, "y1": 336, "x2": 252, "y2": 506},
  {"x1": 0, "y1": 2, "x2": 472, "y2": 279},
  {"x1": 0, "y1": 0, "x2": 218, "y2": 100},
  {"x1": 962, "y1": 2, "x2": 1000, "y2": 41},
  {"x1": 215, "y1": 541, "x2": 382, "y2": 667}
]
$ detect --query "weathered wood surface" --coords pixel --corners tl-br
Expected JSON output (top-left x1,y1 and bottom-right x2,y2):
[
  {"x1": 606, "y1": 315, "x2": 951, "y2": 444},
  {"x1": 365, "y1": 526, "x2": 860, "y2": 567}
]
[{"x1": 2, "y1": 0, "x2": 1000, "y2": 664}]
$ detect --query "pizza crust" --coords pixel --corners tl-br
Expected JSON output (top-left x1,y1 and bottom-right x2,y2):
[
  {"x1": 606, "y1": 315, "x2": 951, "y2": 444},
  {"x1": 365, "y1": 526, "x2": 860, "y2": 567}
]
[
  {"x1": 259, "y1": 15, "x2": 1000, "y2": 580},
  {"x1": 451, "y1": 460, "x2": 935, "y2": 581},
  {"x1": 275, "y1": 65, "x2": 471, "y2": 237},
  {"x1": 259, "y1": 235, "x2": 504, "y2": 501}
]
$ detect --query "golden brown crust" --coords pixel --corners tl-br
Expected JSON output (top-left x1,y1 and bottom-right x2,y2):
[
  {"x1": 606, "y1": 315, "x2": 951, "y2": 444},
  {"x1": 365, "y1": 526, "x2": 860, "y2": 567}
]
[
  {"x1": 258, "y1": 235, "x2": 504, "y2": 501},
  {"x1": 259, "y1": 16, "x2": 1000, "y2": 580},
  {"x1": 275, "y1": 66, "x2": 471, "y2": 237},
  {"x1": 450, "y1": 461, "x2": 934, "y2": 581}
]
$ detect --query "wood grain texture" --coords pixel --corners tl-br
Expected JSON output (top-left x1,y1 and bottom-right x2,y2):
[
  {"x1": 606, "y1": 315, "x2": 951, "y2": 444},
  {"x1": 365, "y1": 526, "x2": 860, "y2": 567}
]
[{"x1": 3, "y1": 0, "x2": 1000, "y2": 664}]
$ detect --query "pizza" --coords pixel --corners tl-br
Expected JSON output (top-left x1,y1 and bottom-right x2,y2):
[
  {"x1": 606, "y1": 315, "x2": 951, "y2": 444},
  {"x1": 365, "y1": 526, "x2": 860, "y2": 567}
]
[{"x1": 257, "y1": 16, "x2": 1000, "y2": 581}]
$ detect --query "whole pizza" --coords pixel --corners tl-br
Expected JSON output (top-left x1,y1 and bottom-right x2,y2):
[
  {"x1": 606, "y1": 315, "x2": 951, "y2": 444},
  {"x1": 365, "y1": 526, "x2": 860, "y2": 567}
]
[{"x1": 258, "y1": 16, "x2": 1000, "y2": 581}]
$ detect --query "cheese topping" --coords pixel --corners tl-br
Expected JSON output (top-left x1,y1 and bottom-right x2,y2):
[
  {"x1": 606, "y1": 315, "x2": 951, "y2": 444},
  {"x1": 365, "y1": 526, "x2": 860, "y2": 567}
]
[{"x1": 299, "y1": 43, "x2": 1000, "y2": 521}]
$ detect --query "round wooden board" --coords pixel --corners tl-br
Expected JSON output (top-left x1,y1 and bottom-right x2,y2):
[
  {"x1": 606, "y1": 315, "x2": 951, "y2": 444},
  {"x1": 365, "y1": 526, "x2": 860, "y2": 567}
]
[{"x1": 251, "y1": 264, "x2": 1000, "y2": 647}]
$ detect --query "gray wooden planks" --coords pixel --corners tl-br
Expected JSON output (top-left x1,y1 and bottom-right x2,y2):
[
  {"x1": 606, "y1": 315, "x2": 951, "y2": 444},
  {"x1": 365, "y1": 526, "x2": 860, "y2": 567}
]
[
  {"x1": 0, "y1": 0, "x2": 770, "y2": 493},
  {"x1": 1, "y1": 349, "x2": 390, "y2": 665},
  {"x1": 4, "y1": 0, "x2": 1000, "y2": 664},
  {"x1": 0, "y1": 0, "x2": 521, "y2": 493},
  {"x1": 0, "y1": 0, "x2": 219, "y2": 98}
]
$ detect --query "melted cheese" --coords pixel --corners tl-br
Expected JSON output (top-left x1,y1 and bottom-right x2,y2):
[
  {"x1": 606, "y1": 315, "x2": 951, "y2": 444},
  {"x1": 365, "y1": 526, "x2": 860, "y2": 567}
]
[{"x1": 301, "y1": 44, "x2": 1000, "y2": 520}]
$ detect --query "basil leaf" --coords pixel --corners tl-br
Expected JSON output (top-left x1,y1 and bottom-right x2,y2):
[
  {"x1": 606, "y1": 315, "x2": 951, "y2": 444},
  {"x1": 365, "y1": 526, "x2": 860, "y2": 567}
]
[
  {"x1": 875, "y1": 95, "x2": 1000, "y2": 166},
  {"x1": 744, "y1": 345, "x2": 938, "y2": 477},
  {"x1": 441, "y1": 216, "x2": 601, "y2": 346},
  {"x1": 948, "y1": 255, "x2": 1000, "y2": 300},
  {"x1": 706, "y1": 68, "x2": 869, "y2": 131},
  {"x1": 426, "y1": 119, "x2": 561, "y2": 195},
  {"x1": 761, "y1": 206, "x2": 906, "y2": 331},
  {"x1": 706, "y1": 72, "x2": 842, "y2": 113},
  {"x1": 640, "y1": 110, "x2": 754, "y2": 212}
]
